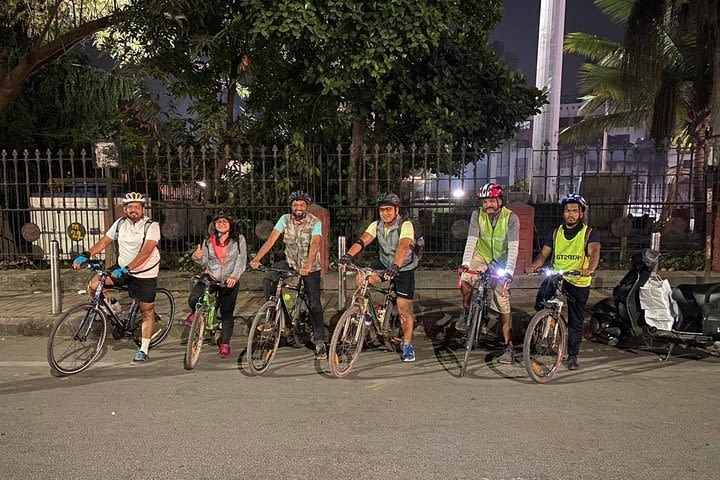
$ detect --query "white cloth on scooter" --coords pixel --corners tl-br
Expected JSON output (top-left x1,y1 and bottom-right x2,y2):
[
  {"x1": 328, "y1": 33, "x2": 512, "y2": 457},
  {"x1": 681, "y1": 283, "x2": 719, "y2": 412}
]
[{"x1": 639, "y1": 274, "x2": 678, "y2": 331}]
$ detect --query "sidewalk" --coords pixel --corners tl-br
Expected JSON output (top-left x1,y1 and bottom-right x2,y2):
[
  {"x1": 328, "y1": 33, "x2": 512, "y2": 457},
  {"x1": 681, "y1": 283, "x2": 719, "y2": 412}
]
[{"x1": 1, "y1": 269, "x2": 718, "y2": 338}]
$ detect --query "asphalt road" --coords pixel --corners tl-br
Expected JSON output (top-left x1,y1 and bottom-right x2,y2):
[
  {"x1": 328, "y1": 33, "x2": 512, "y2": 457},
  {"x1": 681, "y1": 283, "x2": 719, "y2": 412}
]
[{"x1": 1, "y1": 331, "x2": 719, "y2": 480}]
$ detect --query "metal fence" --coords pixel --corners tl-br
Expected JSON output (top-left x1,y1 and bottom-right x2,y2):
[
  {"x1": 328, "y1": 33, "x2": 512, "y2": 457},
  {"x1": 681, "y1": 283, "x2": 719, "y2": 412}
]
[{"x1": 1, "y1": 140, "x2": 717, "y2": 269}]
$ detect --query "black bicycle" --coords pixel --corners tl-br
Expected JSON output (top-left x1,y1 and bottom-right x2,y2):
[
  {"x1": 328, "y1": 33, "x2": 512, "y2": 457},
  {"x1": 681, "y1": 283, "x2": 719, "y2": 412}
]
[
  {"x1": 328, "y1": 263, "x2": 401, "y2": 378},
  {"x1": 245, "y1": 267, "x2": 313, "y2": 375},
  {"x1": 458, "y1": 266, "x2": 507, "y2": 377},
  {"x1": 522, "y1": 268, "x2": 581, "y2": 383},
  {"x1": 47, "y1": 261, "x2": 176, "y2": 376}
]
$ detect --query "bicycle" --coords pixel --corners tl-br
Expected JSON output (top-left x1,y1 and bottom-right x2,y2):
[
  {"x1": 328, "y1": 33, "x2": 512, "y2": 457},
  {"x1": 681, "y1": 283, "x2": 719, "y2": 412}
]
[
  {"x1": 245, "y1": 267, "x2": 313, "y2": 375},
  {"x1": 47, "y1": 261, "x2": 176, "y2": 376},
  {"x1": 457, "y1": 265, "x2": 508, "y2": 377},
  {"x1": 522, "y1": 268, "x2": 581, "y2": 383},
  {"x1": 328, "y1": 263, "x2": 401, "y2": 378},
  {"x1": 184, "y1": 276, "x2": 227, "y2": 370}
]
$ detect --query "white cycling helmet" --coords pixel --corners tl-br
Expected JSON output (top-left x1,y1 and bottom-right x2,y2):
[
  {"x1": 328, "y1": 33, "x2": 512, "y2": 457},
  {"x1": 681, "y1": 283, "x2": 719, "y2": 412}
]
[{"x1": 122, "y1": 192, "x2": 147, "y2": 205}]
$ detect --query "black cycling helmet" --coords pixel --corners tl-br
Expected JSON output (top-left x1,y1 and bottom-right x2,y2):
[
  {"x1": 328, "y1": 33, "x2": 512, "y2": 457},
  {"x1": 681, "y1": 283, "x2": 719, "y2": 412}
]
[
  {"x1": 288, "y1": 190, "x2": 312, "y2": 205},
  {"x1": 560, "y1": 193, "x2": 588, "y2": 212},
  {"x1": 212, "y1": 210, "x2": 233, "y2": 223},
  {"x1": 377, "y1": 192, "x2": 401, "y2": 207}
]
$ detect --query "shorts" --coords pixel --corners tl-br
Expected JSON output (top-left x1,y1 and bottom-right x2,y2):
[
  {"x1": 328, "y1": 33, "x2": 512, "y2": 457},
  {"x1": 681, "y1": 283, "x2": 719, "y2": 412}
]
[
  {"x1": 460, "y1": 252, "x2": 511, "y2": 315},
  {"x1": 112, "y1": 273, "x2": 157, "y2": 303},
  {"x1": 370, "y1": 260, "x2": 415, "y2": 300}
]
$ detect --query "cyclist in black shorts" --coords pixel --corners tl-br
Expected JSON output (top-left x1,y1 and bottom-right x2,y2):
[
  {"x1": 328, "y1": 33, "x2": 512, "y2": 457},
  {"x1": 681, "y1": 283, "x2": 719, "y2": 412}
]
[
  {"x1": 73, "y1": 192, "x2": 160, "y2": 365},
  {"x1": 339, "y1": 192, "x2": 418, "y2": 362}
]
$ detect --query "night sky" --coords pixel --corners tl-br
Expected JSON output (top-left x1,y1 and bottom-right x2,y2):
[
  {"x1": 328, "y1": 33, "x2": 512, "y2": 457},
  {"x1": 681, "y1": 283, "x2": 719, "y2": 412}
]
[{"x1": 491, "y1": 0, "x2": 626, "y2": 100}]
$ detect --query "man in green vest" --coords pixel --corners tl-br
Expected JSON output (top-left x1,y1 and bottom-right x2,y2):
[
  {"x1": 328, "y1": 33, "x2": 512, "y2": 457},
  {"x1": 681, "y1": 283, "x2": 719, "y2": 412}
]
[
  {"x1": 339, "y1": 192, "x2": 418, "y2": 362},
  {"x1": 525, "y1": 193, "x2": 601, "y2": 370},
  {"x1": 456, "y1": 182, "x2": 519, "y2": 364},
  {"x1": 250, "y1": 190, "x2": 328, "y2": 361}
]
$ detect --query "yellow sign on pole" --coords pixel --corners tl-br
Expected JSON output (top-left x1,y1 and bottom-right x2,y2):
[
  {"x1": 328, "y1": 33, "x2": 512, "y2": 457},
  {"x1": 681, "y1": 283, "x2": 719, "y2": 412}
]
[{"x1": 67, "y1": 222, "x2": 86, "y2": 241}]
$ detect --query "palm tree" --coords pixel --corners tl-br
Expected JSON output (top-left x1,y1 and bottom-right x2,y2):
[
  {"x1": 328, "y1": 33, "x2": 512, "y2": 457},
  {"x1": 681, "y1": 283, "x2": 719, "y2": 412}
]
[{"x1": 561, "y1": 0, "x2": 718, "y2": 232}]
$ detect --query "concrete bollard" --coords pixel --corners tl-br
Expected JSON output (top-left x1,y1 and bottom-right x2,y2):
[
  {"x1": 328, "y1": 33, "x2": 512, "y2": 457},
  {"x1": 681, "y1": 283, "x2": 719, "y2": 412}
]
[
  {"x1": 338, "y1": 236, "x2": 346, "y2": 310},
  {"x1": 50, "y1": 239, "x2": 62, "y2": 314}
]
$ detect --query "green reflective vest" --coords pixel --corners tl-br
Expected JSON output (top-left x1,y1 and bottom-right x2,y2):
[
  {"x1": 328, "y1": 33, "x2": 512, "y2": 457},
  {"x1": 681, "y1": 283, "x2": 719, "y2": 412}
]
[
  {"x1": 474, "y1": 207, "x2": 511, "y2": 266},
  {"x1": 552, "y1": 224, "x2": 592, "y2": 287}
]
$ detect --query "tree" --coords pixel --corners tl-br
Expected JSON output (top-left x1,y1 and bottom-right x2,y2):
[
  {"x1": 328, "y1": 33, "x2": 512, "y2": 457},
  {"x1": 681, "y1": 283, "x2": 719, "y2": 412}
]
[
  {"x1": 0, "y1": 1, "x2": 128, "y2": 111},
  {"x1": 561, "y1": 0, "x2": 719, "y2": 232},
  {"x1": 0, "y1": 50, "x2": 145, "y2": 150},
  {"x1": 243, "y1": 0, "x2": 545, "y2": 203}
]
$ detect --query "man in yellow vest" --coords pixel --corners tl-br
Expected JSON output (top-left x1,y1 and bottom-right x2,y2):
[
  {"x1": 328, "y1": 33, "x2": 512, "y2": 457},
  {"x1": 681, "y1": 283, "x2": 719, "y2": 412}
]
[
  {"x1": 457, "y1": 182, "x2": 519, "y2": 364},
  {"x1": 525, "y1": 193, "x2": 601, "y2": 370}
]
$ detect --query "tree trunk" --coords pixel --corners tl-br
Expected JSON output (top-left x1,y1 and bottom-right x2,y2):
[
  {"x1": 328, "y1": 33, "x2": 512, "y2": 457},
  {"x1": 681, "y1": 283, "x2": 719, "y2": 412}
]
[
  {"x1": 0, "y1": 16, "x2": 112, "y2": 111},
  {"x1": 349, "y1": 118, "x2": 365, "y2": 207}
]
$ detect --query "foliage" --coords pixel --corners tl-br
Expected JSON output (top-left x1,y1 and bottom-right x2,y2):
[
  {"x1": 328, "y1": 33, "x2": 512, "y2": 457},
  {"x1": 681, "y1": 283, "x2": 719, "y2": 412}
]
[
  {"x1": 561, "y1": 0, "x2": 718, "y2": 146},
  {"x1": 0, "y1": 51, "x2": 144, "y2": 150},
  {"x1": 0, "y1": 1, "x2": 129, "y2": 111},
  {"x1": 659, "y1": 249, "x2": 704, "y2": 271},
  {"x1": 242, "y1": 0, "x2": 546, "y2": 149}
]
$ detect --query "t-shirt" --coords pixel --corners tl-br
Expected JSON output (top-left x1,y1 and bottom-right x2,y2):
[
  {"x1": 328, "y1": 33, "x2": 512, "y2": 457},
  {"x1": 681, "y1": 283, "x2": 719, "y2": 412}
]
[
  {"x1": 364, "y1": 220, "x2": 414, "y2": 240},
  {"x1": 542, "y1": 223, "x2": 601, "y2": 250},
  {"x1": 105, "y1": 216, "x2": 161, "y2": 278},
  {"x1": 273, "y1": 215, "x2": 322, "y2": 236}
]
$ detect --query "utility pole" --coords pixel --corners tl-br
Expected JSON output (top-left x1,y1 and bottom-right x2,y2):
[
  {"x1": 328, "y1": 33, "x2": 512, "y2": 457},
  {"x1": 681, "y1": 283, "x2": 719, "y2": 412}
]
[{"x1": 530, "y1": 0, "x2": 566, "y2": 201}]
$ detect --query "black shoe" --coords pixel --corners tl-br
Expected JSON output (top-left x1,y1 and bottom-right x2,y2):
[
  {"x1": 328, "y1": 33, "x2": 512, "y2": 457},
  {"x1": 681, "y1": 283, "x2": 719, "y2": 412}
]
[
  {"x1": 315, "y1": 343, "x2": 328, "y2": 360},
  {"x1": 567, "y1": 355, "x2": 579, "y2": 370}
]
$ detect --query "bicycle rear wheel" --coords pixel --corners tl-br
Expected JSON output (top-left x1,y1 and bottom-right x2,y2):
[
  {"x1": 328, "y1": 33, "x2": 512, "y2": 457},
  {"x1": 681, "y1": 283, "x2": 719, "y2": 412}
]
[
  {"x1": 246, "y1": 300, "x2": 282, "y2": 375},
  {"x1": 523, "y1": 309, "x2": 567, "y2": 383},
  {"x1": 328, "y1": 305, "x2": 366, "y2": 378},
  {"x1": 150, "y1": 288, "x2": 175, "y2": 347},
  {"x1": 47, "y1": 303, "x2": 107, "y2": 377},
  {"x1": 381, "y1": 304, "x2": 401, "y2": 353},
  {"x1": 461, "y1": 301, "x2": 481, "y2": 377},
  {"x1": 184, "y1": 307, "x2": 206, "y2": 370}
]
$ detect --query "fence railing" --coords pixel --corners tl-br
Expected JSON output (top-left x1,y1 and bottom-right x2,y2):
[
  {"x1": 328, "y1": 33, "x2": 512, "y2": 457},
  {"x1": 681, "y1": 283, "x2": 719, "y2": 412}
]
[{"x1": 1, "y1": 140, "x2": 717, "y2": 269}]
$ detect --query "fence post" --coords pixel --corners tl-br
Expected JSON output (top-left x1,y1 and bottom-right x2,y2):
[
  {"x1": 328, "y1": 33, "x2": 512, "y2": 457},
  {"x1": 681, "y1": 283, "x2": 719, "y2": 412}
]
[
  {"x1": 338, "y1": 236, "x2": 346, "y2": 310},
  {"x1": 50, "y1": 239, "x2": 62, "y2": 314},
  {"x1": 651, "y1": 232, "x2": 661, "y2": 251}
]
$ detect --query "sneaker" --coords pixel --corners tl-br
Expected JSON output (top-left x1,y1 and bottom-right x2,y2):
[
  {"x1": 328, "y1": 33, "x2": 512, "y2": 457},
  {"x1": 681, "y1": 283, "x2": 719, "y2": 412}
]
[
  {"x1": 454, "y1": 312, "x2": 468, "y2": 332},
  {"x1": 401, "y1": 343, "x2": 416, "y2": 362},
  {"x1": 497, "y1": 346, "x2": 515, "y2": 364},
  {"x1": 179, "y1": 325, "x2": 191, "y2": 345},
  {"x1": 315, "y1": 343, "x2": 328, "y2": 360},
  {"x1": 567, "y1": 355, "x2": 579, "y2": 370},
  {"x1": 218, "y1": 343, "x2": 231, "y2": 359},
  {"x1": 184, "y1": 311, "x2": 195, "y2": 327},
  {"x1": 131, "y1": 350, "x2": 149, "y2": 365}
]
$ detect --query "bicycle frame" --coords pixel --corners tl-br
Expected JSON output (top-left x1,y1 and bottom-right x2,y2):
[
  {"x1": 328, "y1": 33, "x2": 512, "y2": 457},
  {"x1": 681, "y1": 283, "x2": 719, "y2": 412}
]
[
  {"x1": 264, "y1": 268, "x2": 310, "y2": 336},
  {"x1": 346, "y1": 265, "x2": 397, "y2": 339},
  {"x1": 81, "y1": 263, "x2": 141, "y2": 338}
]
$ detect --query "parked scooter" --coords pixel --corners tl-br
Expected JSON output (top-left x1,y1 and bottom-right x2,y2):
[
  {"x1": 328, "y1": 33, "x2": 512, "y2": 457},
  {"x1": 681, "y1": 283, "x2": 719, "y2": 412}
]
[{"x1": 591, "y1": 249, "x2": 720, "y2": 359}]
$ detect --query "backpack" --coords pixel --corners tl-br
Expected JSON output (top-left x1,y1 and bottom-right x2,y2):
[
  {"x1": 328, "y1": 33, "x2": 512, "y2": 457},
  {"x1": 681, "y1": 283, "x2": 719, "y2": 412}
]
[
  {"x1": 377, "y1": 217, "x2": 425, "y2": 261},
  {"x1": 113, "y1": 216, "x2": 158, "y2": 273}
]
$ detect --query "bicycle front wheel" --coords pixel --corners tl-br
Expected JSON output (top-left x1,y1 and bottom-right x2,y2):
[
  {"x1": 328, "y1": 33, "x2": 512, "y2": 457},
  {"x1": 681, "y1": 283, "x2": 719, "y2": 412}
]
[
  {"x1": 184, "y1": 307, "x2": 207, "y2": 370},
  {"x1": 461, "y1": 301, "x2": 481, "y2": 377},
  {"x1": 150, "y1": 288, "x2": 175, "y2": 347},
  {"x1": 246, "y1": 300, "x2": 282, "y2": 375},
  {"x1": 523, "y1": 309, "x2": 567, "y2": 383},
  {"x1": 47, "y1": 303, "x2": 107, "y2": 377},
  {"x1": 328, "y1": 305, "x2": 366, "y2": 378}
]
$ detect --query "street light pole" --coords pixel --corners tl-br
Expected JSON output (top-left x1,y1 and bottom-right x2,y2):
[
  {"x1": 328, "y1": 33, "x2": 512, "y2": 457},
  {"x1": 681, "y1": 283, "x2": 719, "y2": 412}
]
[{"x1": 530, "y1": 0, "x2": 566, "y2": 202}]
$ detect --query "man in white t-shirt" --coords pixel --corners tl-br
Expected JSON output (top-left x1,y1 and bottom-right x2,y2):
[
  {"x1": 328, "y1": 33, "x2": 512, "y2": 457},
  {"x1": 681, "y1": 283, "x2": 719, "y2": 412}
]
[{"x1": 73, "y1": 192, "x2": 161, "y2": 365}]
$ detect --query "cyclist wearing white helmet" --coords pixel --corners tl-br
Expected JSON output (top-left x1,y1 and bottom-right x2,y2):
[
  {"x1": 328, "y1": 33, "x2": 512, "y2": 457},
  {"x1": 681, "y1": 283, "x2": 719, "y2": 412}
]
[
  {"x1": 456, "y1": 182, "x2": 520, "y2": 364},
  {"x1": 72, "y1": 192, "x2": 161, "y2": 365},
  {"x1": 340, "y1": 192, "x2": 419, "y2": 362},
  {"x1": 249, "y1": 190, "x2": 328, "y2": 360},
  {"x1": 525, "y1": 193, "x2": 601, "y2": 370}
]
